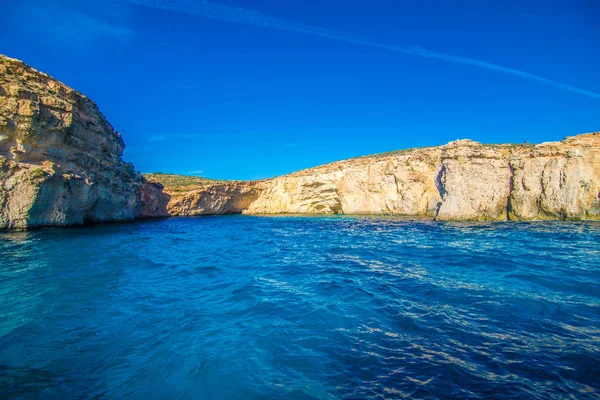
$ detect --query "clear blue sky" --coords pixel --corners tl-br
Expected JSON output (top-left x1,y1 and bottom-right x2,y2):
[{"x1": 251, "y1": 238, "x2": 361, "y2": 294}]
[{"x1": 1, "y1": 0, "x2": 598, "y2": 180}]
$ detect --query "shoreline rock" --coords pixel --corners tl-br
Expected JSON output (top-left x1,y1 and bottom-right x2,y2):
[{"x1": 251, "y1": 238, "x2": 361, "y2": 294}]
[
  {"x1": 0, "y1": 55, "x2": 164, "y2": 229},
  {"x1": 1, "y1": 54, "x2": 598, "y2": 229},
  {"x1": 146, "y1": 132, "x2": 600, "y2": 221}
]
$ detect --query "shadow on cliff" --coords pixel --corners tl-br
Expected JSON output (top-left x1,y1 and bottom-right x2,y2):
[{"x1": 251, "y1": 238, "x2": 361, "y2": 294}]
[{"x1": 137, "y1": 180, "x2": 171, "y2": 219}]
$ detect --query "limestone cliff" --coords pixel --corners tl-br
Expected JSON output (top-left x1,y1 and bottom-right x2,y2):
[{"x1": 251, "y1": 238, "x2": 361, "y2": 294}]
[
  {"x1": 0, "y1": 55, "x2": 166, "y2": 229},
  {"x1": 146, "y1": 132, "x2": 600, "y2": 221},
  {"x1": 2, "y1": 54, "x2": 598, "y2": 227}
]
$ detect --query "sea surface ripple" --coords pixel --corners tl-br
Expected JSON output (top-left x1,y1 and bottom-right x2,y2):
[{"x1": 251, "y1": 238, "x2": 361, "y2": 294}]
[{"x1": 1, "y1": 216, "x2": 599, "y2": 399}]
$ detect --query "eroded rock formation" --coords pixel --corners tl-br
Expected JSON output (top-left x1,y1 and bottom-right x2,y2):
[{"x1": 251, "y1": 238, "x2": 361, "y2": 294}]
[
  {"x1": 0, "y1": 55, "x2": 166, "y2": 229},
  {"x1": 147, "y1": 132, "x2": 600, "y2": 221},
  {"x1": 2, "y1": 54, "x2": 598, "y2": 228}
]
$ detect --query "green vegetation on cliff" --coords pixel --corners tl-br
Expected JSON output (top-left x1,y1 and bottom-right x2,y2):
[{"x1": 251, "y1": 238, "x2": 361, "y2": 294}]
[{"x1": 143, "y1": 173, "x2": 228, "y2": 193}]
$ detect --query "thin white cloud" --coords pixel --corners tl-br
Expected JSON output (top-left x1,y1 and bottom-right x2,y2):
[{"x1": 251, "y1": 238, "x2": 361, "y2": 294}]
[
  {"x1": 145, "y1": 133, "x2": 202, "y2": 143},
  {"x1": 120, "y1": 0, "x2": 600, "y2": 99},
  {"x1": 188, "y1": 170, "x2": 205, "y2": 175},
  {"x1": 146, "y1": 135, "x2": 172, "y2": 143},
  {"x1": 25, "y1": 5, "x2": 137, "y2": 44},
  {"x1": 76, "y1": 12, "x2": 136, "y2": 40}
]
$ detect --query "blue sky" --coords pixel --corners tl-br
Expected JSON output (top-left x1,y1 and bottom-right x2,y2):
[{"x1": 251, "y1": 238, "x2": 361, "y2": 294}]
[{"x1": 1, "y1": 0, "x2": 599, "y2": 180}]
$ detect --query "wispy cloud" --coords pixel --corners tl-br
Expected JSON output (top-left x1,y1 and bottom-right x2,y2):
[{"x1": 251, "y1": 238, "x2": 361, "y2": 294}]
[
  {"x1": 146, "y1": 135, "x2": 172, "y2": 143},
  {"x1": 24, "y1": 4, "x2": 137, "y2": 44},
  {"x1": 188, "y1": 170, "x2": 204, "y2": 175},
  {"x1": 145, "y1": 133, "x2": 202, "y2": 143},
  {"x1": 120, "y1": 0, "x2": 600, "y2": 99},
  {"x1": 73, "y1": 11, "x2": 136, "y2": 41}
]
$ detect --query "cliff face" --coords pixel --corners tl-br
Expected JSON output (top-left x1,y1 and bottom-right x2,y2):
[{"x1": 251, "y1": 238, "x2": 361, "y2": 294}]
[
  {"x1": 2, "y1": 55, "x2": 598, "y2": 228},
  {"x1": 0, "y1": 55, "x2": 166, "y2": 229},
  {"x1": 147, "y1": 132, "x2": 600, "y2": 221}
]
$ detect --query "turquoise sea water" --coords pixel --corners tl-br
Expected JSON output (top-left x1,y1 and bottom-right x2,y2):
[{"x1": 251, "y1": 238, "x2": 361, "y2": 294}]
[{"x1": 0, "y1": 216, "x2": 599, "y2": 399}]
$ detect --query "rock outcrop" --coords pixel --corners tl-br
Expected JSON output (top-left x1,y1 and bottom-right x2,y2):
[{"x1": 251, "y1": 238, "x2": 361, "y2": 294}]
[
  {"x1": 0, "y1": 55, "x2": 166, "y2": 229},
  {"x1": 146, "y1": 132, "x2": 600, "y2": 221},
  {"x1": 2, "y1": 54, "x2": 598, "y2": 228}
]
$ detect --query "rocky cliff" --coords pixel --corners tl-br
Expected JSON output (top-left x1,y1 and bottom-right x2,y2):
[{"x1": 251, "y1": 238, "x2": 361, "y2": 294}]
[
  {"x1": 146, "y1": 132, "x2": 600, "y2": 221},
  {"x1": 0, "y1": 55, "x2": 167, "y2": 230},
  {"x1": 2, "y1": 55, "x2": 598, "y2": 228}
]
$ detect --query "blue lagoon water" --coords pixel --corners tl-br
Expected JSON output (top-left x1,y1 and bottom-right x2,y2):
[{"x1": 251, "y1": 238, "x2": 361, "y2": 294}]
[{"x1": 1, "y1": 216, "x2": 599, "y2": 399}]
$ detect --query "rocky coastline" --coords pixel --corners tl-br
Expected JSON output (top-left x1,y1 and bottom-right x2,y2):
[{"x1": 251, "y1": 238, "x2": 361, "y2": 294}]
[
  {"x1": 0, "y1": 55, "x2": 167, "y2": 230},
  {"x1": 145, "y1": 132, "x2": 600, "y2": 221},
  {"x1": 1, "y1": 54, "x2": 599, "y2": 229}
]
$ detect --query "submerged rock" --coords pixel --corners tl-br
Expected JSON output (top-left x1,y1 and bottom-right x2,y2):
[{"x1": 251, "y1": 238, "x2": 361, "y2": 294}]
[
  {"x1": 0, "y1": 55, "x2": 167, "y2": 229},
  {"x1": 147, "y1": 132, "x2": 600, "y2": 221}
]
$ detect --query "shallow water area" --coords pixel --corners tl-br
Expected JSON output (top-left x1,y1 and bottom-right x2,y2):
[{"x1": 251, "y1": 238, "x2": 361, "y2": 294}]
[{"x1": 1, "y1": 216, "x2": 599, "y2": 399}]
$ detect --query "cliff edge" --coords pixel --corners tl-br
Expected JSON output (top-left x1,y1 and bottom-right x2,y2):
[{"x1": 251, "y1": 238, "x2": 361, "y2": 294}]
[
  {"x1": 0, "y1": 55, "x2": 167, "y2": 229},
  {"x1": 146, "y1": 132, "x2": 600, "y2": 221},
  {"x1": 2, "y1": 54, "x2": 598, "y2": 228}
]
